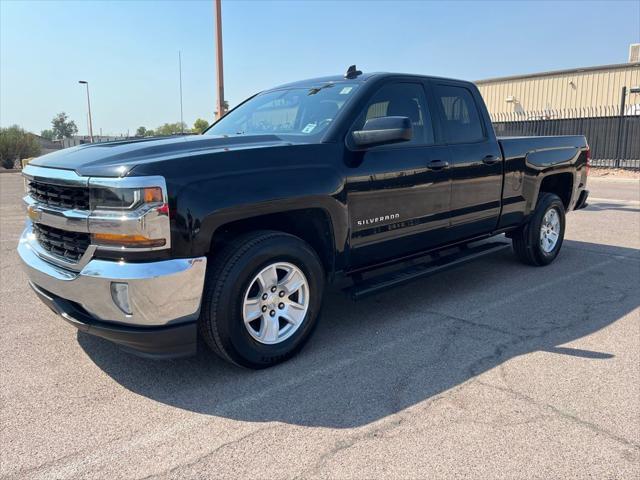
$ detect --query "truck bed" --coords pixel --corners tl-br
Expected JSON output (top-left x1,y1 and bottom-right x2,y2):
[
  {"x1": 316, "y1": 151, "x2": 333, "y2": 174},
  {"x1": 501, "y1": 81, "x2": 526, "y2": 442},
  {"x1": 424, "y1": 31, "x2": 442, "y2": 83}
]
[{"x1": 498, "y1": 135, "x2": 588, "y2": 168}]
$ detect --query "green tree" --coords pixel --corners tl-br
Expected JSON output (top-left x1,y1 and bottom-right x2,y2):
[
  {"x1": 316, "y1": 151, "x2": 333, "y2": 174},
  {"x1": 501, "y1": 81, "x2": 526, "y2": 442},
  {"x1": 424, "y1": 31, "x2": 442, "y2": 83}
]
[
  {"x1": 192, "y1": 118, "x2": 209, "y2": 134},
  {"x1": 0, "y1": 125, "x2": 41, "y2": 169},
  {"x1": 155, "y1": 122, "x2": 188, "y2": 136},
  {"x1": 40, "y1": 129, "x2": 55, "y2": 141},
  {"x1": 51, "y1": 112, "x2": 78, "y2": 139},
  {"x1": 135, "y1": 126, "x2": 148, "y2": 137},
  {"x1": 145, "y1": 129, "x2": 155, "y2": 137}
]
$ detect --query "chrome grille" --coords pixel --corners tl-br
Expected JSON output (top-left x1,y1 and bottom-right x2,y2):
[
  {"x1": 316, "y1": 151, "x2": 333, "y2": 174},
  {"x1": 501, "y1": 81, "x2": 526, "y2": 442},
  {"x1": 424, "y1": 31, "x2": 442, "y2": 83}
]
[
  {"x1": 32, "y1": 223, "x2": 90, "y2": 262},
  {"x1": 28, "y1": 180, "x2": 90, "y2": 210}
]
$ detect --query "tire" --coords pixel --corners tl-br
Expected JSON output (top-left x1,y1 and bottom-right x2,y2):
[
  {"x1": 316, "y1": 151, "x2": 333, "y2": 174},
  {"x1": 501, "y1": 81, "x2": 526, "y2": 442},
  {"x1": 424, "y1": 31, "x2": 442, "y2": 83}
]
[
  {"x1": 199, "y1": 230, "x2": 325, "y2": 369},
  {"x1": 512, "y1": 192, "x2": 566, "y2": 266}
]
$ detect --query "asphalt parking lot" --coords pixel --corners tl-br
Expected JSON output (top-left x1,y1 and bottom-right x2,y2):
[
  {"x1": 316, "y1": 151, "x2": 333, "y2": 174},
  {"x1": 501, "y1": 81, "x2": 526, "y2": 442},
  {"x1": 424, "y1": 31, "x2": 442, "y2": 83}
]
[{"x1": 1, "y1": 172, "x2": 638, "y2": 479}]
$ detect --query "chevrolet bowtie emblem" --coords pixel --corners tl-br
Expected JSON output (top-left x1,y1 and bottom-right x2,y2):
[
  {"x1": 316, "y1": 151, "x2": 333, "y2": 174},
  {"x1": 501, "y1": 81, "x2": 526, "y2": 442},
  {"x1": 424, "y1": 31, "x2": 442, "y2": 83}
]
[{"x1": 27, "y1": 205, "x2": 42, "y2": 222}]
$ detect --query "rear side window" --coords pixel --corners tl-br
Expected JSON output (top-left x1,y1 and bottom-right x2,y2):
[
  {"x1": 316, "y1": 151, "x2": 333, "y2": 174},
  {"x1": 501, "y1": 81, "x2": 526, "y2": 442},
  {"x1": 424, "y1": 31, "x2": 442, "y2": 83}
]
[
  {"x1": 434, "y1": 85, "x2": 485, "y2": 144},
  {"x1": 354, "y1": 83, "x2": 434, "y2": 145}
]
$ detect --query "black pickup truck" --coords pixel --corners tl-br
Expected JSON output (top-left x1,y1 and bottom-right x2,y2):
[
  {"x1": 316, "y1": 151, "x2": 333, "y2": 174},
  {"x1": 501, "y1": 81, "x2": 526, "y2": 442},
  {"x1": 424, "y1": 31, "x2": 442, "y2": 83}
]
[{"x1": 19, "y1": 67, "x2": 589, "y2": 368}]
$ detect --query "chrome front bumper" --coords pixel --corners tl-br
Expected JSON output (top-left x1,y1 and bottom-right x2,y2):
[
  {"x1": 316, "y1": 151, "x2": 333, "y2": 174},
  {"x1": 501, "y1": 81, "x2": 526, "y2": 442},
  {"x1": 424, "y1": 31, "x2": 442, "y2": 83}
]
[{"x1": 18, "y1": 224, "x2": 207, "y2": 328}]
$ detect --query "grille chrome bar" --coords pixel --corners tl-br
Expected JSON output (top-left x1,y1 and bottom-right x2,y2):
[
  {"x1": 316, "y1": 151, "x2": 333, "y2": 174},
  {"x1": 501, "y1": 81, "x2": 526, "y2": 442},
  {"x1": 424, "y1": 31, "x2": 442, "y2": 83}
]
[
  {"x1": 23, "y1": 196, "x2": 89, "y2": 233},
  {"x1": 33, "y1": 223, "x2": 91, "y2": 262},
  {"x1": 28, "y1": 180, "x2": 90, "y2": 210},
  {"x1": 22, "y1": 165, "x2": 92, "y2": 270},
  {"x1": 22, "y1": 164, "x2": 89, "y2": 187},
  {"x1": 23, "y1": 220, "x2": 97, "y2": 271}
]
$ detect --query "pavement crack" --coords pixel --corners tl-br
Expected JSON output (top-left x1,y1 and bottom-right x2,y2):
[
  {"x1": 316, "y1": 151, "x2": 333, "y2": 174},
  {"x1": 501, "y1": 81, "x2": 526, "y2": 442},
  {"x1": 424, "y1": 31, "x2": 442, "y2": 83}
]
[
  {"x1": 141, "y1": 426, "x2": 273, "y2": 479},
  {"x1": 421, "y1": 309, "x2": 521, "y2": 338},
  {"x1": 478, "y1": 379, "x2": 640, "y2": 452},
  {"x1": 295, "y1": 416, "x2": 409, "y2": 479}
]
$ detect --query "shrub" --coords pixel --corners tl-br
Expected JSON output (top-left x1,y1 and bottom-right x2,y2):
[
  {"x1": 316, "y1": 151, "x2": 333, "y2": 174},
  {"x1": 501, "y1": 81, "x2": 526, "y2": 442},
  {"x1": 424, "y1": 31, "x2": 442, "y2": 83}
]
[{"x1": 0, "y1": 126, "x2": 41, "y2": 169}]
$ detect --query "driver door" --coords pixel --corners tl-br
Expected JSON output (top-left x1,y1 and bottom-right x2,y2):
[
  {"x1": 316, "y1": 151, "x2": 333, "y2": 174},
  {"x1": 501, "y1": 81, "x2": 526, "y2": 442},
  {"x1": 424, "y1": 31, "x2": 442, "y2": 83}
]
[{"x1": 345, "y1": 81, "x2": 452, "y2": 268}]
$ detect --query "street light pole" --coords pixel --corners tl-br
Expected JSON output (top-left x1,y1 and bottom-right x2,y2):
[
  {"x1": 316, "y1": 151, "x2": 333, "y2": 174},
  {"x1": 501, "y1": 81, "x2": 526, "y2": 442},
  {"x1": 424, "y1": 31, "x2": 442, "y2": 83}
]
[
  {"x1": 214, "y1": 0, "x2": 225, "y2": 120},
  {"x1": 78, "y1": 81, "x2": 94, "y2": 142}
]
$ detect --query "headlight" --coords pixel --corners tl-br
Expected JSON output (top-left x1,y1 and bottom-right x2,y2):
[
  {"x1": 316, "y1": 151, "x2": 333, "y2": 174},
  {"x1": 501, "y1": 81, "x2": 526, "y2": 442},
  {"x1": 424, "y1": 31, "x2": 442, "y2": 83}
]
[
  {"x1": 90, "y1": 186, "x2": 164, "y2": 211},
  {"x1": 90, "y1": 186, "x2": 140, "y2": 210},
  {"x1": 88, "y1": 177, "x2": 171, "y2": 251}
]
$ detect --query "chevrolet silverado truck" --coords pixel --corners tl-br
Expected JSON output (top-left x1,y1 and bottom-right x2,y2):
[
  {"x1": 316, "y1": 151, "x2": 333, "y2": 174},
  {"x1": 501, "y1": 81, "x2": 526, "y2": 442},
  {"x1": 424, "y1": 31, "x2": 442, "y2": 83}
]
[{"x1": 18, "y1": 67, "x2": 589, "y2": 368}]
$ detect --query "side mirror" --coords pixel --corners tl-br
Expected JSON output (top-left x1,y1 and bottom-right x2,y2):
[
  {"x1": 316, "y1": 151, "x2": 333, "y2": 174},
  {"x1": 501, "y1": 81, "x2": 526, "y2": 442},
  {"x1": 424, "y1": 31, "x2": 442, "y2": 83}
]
[{"x1": 352, "y1": 116, "x2": 412, "y2": 148}]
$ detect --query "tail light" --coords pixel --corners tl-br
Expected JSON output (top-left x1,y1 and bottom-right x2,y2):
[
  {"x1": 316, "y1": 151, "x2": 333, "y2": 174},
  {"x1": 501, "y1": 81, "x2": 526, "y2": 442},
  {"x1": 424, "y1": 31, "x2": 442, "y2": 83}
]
[{"x1": 585, "y1": 148, "x2": 591, "y2": 176}]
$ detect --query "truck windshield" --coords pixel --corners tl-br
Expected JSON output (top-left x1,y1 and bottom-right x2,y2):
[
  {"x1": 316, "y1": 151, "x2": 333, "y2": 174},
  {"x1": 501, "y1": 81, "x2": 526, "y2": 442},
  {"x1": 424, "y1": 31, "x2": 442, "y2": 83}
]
[{"x1": 205, "y1": 83, "x2": 360, "y2": 141}]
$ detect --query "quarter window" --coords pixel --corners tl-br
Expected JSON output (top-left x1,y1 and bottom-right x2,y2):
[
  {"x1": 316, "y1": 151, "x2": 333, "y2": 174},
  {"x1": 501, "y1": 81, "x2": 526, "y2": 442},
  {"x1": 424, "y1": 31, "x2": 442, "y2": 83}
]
[{"x1": 434, "y1": 85, "x2": 485, "y2": 144}]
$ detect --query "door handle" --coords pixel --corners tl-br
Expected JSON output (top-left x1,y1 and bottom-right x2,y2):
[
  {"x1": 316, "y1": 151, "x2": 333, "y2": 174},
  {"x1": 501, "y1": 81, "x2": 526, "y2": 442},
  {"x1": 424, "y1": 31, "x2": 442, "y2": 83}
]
[
  {"x1": 482, "y1": 155, "x2": 501, "y2": 165},
  {"x1": 427, "y1": 159, "x2": 449, "y2": 170}
]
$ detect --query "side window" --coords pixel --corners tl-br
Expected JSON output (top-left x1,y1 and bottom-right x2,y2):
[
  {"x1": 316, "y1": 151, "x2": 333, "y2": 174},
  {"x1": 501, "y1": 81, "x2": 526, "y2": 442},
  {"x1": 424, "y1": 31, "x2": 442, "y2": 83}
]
[
  {"x1": 434, "y1": 85, "x2": 485, "y2": 144},
  {"x1": 354, "y1": 83, "x2": 434, "y2": 145}
]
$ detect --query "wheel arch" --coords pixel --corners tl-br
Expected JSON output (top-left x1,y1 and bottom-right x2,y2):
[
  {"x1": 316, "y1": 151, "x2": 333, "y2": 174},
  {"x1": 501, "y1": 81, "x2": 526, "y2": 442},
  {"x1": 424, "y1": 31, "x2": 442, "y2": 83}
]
[
  {"x1": 208, "y1": 208, "x2": 337, "y2": 277},
  {"x1": 537, "y1": 172, "x2": 574, "y2": 210}
]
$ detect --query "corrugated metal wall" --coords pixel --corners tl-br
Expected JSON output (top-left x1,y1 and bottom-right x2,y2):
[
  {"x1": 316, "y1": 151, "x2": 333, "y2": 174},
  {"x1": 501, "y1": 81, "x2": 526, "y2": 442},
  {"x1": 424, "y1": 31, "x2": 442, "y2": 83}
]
[{"x1": 476, "y1": 63, "x2": 640, "y2": 118}]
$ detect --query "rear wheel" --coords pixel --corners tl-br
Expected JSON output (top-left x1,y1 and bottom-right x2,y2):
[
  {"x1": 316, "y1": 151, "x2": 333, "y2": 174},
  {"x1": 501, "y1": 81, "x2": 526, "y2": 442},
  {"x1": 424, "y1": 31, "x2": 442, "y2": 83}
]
[
  {"x1": 512, "y1": 192, "x2": 566, "y2": 266},
  {"x1": 199, "y1": 231, "x2": 324, "y2": 369}
]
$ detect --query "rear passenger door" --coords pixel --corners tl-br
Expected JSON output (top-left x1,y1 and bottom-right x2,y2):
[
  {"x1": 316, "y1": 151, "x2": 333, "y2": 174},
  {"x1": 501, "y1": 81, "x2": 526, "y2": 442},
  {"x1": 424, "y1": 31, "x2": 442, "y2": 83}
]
[{"x1": 432, "y1": 81, "x2": 503, "y2": 239}]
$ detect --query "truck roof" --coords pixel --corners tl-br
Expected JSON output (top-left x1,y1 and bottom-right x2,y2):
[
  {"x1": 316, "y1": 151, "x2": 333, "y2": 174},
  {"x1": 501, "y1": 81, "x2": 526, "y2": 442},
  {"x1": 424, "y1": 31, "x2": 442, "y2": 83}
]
[{"x1": 272, "y1": 72, "x2": 471, "y2": 90}]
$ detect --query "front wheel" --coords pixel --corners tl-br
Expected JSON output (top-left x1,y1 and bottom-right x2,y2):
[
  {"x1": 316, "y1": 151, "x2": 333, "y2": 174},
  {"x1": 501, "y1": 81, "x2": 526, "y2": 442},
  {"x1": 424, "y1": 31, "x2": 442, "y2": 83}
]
[
  {"x1": 199, "y1": 231, "x2": 325, "y2": 369},
  {"x1": 512, "y1": 192, "x2": 566, "y2": 266}
]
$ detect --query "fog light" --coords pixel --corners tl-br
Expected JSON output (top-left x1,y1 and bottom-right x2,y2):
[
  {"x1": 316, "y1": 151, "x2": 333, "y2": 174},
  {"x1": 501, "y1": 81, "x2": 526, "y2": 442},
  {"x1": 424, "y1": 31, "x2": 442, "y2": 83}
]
[{"x1": 110, "y1": 282, "x2": 132, "y2": 315}]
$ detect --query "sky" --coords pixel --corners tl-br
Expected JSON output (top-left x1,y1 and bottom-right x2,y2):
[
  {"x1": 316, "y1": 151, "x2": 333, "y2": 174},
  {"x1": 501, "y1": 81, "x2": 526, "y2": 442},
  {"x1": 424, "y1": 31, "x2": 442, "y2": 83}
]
[{"x1": 1, "y1": 0, "x2": 639, "y2": 137}]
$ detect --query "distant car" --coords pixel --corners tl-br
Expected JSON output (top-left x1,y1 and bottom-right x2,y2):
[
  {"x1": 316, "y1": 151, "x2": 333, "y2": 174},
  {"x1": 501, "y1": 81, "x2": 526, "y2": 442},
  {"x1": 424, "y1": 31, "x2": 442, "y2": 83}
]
[{"x1": 19, "y1": 66, "x2": 589, "y2": 368}]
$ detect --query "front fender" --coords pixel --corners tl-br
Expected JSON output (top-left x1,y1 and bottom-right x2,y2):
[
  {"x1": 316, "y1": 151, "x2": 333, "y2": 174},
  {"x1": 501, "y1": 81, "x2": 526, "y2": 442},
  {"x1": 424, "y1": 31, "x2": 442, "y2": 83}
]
[{"x1": 173, "y1": 162, "x2": 348, "y2": 261}]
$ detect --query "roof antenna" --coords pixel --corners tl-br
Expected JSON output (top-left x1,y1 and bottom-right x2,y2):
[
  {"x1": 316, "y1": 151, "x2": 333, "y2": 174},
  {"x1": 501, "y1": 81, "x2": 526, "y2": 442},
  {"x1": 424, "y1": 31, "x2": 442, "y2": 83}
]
[{"x1": 344, "y1": 65, "x2": 362, "y2": 79}]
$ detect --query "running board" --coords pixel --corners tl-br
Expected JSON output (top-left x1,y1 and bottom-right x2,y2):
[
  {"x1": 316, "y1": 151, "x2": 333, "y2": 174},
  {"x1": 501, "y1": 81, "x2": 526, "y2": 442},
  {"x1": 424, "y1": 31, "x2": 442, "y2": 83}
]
[{"x1": 347, "y1": 241, "x2": 511, "y2": 301}]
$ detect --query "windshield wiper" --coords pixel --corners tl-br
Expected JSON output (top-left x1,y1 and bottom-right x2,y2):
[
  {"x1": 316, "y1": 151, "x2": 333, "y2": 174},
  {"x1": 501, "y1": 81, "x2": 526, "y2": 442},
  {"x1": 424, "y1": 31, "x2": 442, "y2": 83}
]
[{"x1": 308, "y1": 83, "x2": 334, "y2": 96}]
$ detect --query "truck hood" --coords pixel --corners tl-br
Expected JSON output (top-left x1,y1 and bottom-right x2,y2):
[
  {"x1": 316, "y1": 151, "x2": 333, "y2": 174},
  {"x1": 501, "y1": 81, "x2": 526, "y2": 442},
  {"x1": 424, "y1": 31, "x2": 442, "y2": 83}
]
[{"x1": 30, "y1": 134, "x2": 292, "y2": 177}]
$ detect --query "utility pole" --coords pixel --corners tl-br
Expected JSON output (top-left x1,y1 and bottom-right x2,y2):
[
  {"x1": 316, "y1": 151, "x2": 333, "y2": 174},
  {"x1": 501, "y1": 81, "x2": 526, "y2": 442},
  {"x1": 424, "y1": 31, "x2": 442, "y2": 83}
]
[
  {"x1": 214, "y1": 0, "x2": 225, "y2": 120},
  {"x1": 179, "y1": 51, "x2": 184, "y2": 134},
  {"x1": 78, "y1": 81, "x2": 94, "y2": 142}
]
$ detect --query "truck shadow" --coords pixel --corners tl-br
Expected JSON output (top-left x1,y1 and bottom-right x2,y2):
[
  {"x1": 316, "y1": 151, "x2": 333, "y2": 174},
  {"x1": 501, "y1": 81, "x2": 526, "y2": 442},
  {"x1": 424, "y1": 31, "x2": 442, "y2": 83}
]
[{"x1": 78, "y1": 239, "x2": 639, "y2": 429}]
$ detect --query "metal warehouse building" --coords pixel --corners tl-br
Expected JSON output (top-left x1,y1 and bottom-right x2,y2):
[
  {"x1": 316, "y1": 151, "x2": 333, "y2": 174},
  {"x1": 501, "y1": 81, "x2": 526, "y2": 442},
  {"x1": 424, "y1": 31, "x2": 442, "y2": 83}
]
[
  {"x1": 476, "y1": 62, "x2": 640, "y2": 119},
  {"x1": 475, "y1": 50, "x2": 640, "y2": 169}
]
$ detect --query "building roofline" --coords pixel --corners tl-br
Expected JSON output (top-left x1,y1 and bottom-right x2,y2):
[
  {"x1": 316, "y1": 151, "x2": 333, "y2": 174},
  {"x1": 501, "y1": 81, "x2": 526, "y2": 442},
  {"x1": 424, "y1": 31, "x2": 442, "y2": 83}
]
[{"x1": 476, "y1": 62, "x2": 640, "y2": 84}]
